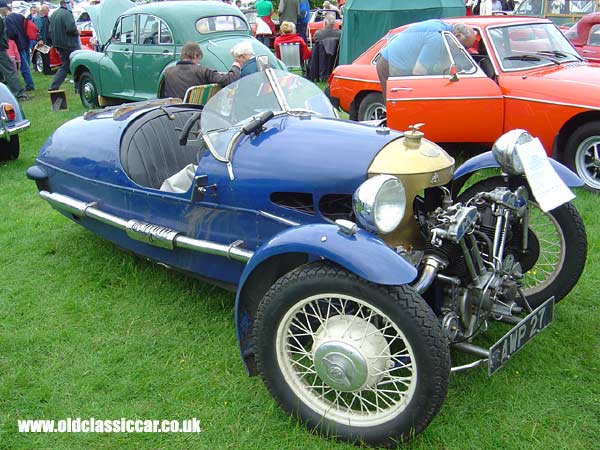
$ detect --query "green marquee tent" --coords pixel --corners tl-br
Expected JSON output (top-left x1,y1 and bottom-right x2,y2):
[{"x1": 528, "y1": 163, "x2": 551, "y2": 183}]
[{"x1": 338, "y1": 0, "x2": 466, "y2": 65}]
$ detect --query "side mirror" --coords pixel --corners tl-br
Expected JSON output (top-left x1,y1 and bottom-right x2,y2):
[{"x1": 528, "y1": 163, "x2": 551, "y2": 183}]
[{"x1": 449, "y1": 64, "x2": 459, "y2": 82}]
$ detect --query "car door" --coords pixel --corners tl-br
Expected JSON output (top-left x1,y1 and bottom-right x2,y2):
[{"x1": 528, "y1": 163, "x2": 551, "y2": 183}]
[
  {"x1": 102, "y1": 15, "x2": 135, "y2": 98},
  {"x1": 581, "y1": 23, "x2": 600, "y2": 63},
  {"x1": 386, "y1": 32, "x2": 504, "y2": 143},
  {"x1": 133, "y1": 14, "x2": 176, "y2": 99}
]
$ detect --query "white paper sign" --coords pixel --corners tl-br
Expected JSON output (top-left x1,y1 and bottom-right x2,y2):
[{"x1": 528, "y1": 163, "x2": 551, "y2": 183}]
[{"x1": 515, "y1": 138, "x2": 575, "y2": 212}]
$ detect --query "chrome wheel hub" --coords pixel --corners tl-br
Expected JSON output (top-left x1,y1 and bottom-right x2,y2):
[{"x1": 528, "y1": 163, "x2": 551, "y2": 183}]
[
  {"x1": 312, "y1": 315, "x2": 390, "y2": 392},
  {"x1": 83, "y1": 83, "x2": 94, "y2": 101},
  {"x1": 575, "y1": 136, "x2": 600, "y2": 189}
]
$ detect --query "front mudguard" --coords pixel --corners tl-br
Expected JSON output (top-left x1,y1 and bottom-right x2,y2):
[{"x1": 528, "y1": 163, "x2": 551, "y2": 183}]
[
  {"x1": 452, "y1": 151, "x2": 583, "y2": 196},
  {"x1": 234, "y1": 223, "x2": 418, "y2": 375}
]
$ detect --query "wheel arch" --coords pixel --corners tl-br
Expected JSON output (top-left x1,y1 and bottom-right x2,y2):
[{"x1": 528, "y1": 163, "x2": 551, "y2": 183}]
[
  {"x1": 234, "y1": 224, "x2": 419, "y2": 376},
  {"x1": 350, "y1": 89, "x2": 382, "y2": 121},
  {"x1": 554, "y1": 110, "x2": 600, "y2": 161}
]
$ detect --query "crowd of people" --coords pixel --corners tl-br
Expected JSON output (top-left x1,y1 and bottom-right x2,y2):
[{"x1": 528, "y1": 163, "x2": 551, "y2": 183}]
[{"x1": 0, "y1": 0, "x2": 79, "y2": 101}]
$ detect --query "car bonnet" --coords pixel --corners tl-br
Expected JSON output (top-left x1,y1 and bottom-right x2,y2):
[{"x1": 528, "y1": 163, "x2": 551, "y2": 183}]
[{"x1": 86, "y1": 0, "x2": 136, "y2": 47}]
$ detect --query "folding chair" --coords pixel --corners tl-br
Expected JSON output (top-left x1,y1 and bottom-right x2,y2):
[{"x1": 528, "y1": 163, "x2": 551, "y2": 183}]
[
  {"x1": 279, "y1": 42, "x2": 302, "y2": 69},
  {"x1": 183, "y1": 83, "x2": 221, "y2": 105}
]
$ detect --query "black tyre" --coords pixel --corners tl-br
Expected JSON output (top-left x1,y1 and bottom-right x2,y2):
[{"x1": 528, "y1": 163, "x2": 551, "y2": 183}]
[
  {"x1": 33, "y1": 51, "x2": 42, "y2": 73},
  {"x1": 565, "y1": 121, "x2": 600, "y2": 193},
  {"x1": 0, "y1": 135, "x2": 19, "y2": 161},
  {"x1": 459, "y1": 177, "x2": 587, "y2": 308},
  {"x1": 78, "y1": 71, "x2": 99, "y2": 109},
  {"x1": 254, "y1": 261, "x2": 450, "y2": 447},
  {"x1": 357, "y1": 92, "x2": 386, "y2": 121}
]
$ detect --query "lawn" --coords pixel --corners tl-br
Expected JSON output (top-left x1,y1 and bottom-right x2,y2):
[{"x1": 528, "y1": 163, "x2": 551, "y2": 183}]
[{"x1": 0, "y1": 71, "x2": 599, "y2": 450}]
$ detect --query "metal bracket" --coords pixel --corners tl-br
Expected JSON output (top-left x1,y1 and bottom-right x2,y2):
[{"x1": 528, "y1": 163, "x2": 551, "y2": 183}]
[{"x1": 191, "y1": 175, "x2": 217, "y2": 202}]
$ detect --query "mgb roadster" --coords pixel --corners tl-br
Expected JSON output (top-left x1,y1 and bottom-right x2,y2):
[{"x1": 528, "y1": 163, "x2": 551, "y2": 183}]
[{"x1": 27, "y1": 70, "x2": 587, "y2": 446}]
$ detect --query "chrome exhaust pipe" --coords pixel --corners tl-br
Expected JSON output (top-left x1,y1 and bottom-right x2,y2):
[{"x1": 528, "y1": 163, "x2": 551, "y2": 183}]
[{"x1": 412, "y1": 256, "x2": 445, "y2": 294}]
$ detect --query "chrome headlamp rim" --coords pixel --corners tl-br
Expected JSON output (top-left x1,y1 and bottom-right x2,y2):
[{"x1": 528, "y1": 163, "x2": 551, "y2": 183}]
[
  {"x1": 352, "y1": 174, "x2": 406, "y2": 235},
  {"x1": 492, "y1": 129, "x2": 532, "y2": 175}
]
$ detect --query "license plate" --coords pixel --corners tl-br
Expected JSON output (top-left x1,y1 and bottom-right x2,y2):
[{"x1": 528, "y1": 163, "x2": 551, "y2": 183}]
[{"x1": 488, "y1": 297, "x2": 555, "y2": 375}]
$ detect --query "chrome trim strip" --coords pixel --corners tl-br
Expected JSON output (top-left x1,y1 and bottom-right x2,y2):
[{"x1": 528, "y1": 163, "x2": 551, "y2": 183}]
[
  {"x1": 388, "y1": 96, "x2": 503, "y2": 102},
  {"x1": 333, "y1": 75, "x2": 381, "y2": 83},
  {"x1": 258, "y1": 211, "x2": 300, "y2": 226},
  {"x1": 503, "y1": 95, "x2": 600, "y2": 111},
  {"x1": 39, "y1": 191, "x2": 254, "y2": 263}
]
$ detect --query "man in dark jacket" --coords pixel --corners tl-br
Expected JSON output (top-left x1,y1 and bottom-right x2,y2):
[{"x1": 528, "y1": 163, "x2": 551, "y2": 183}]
[
  {"x1": 48, "y1": 0, "x2": 79, "y2": 91},
  {"x1": 3, "y1": 4, "x2": 34, "y2": 90},
  {"x1": 0, "y1": 3, "x2": 25, "y2": 99},
  {"x1": 161, "y1": 42, "x2": 242, "y2": 100},
  {"x1": 313, "y1": 13, "x2": 341, "y2": 42}
]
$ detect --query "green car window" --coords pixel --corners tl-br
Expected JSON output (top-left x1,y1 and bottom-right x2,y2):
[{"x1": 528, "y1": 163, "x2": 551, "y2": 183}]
[
  {"x1": 195, "y1": 16, "x2": 248, "y2": 34},
  {"x1": 113, "y1": 15, "x2": 135, "y2": 44}
]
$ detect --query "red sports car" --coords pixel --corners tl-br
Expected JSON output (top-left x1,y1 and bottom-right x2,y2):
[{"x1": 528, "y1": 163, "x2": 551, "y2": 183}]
[
  {"x1": 328, "y1": 16, "x2": 600, "y2": 192},
  {"x1": 565, "y1": 12, "x2": 600, "y2": 62}
]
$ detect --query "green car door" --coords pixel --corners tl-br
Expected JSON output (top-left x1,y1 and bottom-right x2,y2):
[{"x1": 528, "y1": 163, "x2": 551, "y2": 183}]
[
  {"x1": 133, "y1": 14, "x2": 176, "y2": 99},
  {"x1": 102, "y1": 14, "x2": 136, "y2": 98}
]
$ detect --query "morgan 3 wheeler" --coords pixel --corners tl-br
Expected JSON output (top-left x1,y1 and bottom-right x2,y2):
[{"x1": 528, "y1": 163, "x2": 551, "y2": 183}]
[{"x1": 27, "y1": 70, "x2": 587, "y2": 446}]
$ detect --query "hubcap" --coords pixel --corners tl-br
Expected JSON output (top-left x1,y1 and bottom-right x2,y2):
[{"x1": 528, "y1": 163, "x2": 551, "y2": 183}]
[
  {"x1": 312, "y1": 315, "x2": 390, "y2": 392},
  {"x1": 575, "y1": 136, "x2": 600, "y2": 190},
  {"x1": 83, "y1": 82, "x2": 95, "y2": 102},
  {"x1": 35, "y1": 54, "x2": 43, "y2": 72}
]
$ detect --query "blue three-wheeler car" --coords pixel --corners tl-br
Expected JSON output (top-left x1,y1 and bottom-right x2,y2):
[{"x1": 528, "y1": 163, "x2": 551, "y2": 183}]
[{"x1": 27, "y1": 70, "x2": 587, "y2": 446}]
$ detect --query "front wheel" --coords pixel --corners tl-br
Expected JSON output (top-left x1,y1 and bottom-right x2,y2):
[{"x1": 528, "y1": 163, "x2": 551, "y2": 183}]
[
  {"x1": 78, "y1": 71, "x2": 99, "y2": 109},
  {"x1": 254, "y1": 261, "x2": 450, "y2": 446},
  {"x1": 459, "y1": 177, "x2": 587, "y2": 308},
  {"x1": 33, "y1": 51, "x2": 44, "y2": 73},
  {"x1": 566, "y1": 121, "x2": 600, "y2": 193},
  {"x1": 357, "y1": 92, "x2": 386, "y2": 121},
  {"x1": 0, "y1": 135, "x2": 19, "y2": 161}
]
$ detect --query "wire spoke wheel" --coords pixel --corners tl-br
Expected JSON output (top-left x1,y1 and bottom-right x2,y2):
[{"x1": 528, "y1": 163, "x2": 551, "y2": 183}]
[
  {"x1": 520, "y1": 202, "x2": 565, "y2": 295},
  {"x1": 254, "y1": 262, "x2": 450, "y2": 446},
  {"x1": 277, "y1": 294, "x2": 417, "y2": 427}
]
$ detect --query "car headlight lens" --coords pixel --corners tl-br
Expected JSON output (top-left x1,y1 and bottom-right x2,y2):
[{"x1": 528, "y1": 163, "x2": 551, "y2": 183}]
[
  {"x1": 353, "y1": 175, "x2": 406, "y2": 234},
  {"x1": 492, "y1": 129, "x2": 532, "y2": 175}
]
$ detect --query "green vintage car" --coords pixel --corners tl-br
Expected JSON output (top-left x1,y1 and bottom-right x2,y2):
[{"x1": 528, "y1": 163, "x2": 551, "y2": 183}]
[{"x1": 71, "y1": 0, "x2": 284, "y2": 108}]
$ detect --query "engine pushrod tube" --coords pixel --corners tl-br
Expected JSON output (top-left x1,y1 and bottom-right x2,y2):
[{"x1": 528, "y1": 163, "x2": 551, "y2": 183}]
[
  {"x1": 39, "y1": 191, "x2": 254, "y2": 263},
  {"x1": 468, "y1": 233, "x2": 486, "y2": 273},
  {"x1": 459, "y1": 239, "x2": 479, "y2": 281}
]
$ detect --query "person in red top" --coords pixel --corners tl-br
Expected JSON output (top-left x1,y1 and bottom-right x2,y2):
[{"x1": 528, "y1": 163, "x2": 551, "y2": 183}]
[{"x1": 274, "y1": 21, "x2": 311, "y2": 63}]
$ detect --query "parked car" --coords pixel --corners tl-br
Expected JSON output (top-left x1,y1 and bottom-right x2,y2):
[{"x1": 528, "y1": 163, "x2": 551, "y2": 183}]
[
  {"x1": 565, "y1": 12, "x2": 600, "y2": 61},
  {"x1": 70, "y1": 0, "x2": 283, "y2": 108},
  {"x1": 27, "y1": 69, "x2": 587, "y2": 446},
  {"x1": 306, "y1": 8, "x2": 342, "y2": 46},
  {"x1": 514, "y1": 0, "x2": 598, "y2": 26},
  {"x1": 0, "y1": 83, "x2": 29, "y2": 161},
  {"x1": 328, "y1": 16, "x2": 600, "y2": 192}
]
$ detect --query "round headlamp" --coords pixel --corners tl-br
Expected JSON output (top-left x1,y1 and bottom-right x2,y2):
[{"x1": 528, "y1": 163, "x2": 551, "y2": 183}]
[
  {"x1": 352, "y1": 175, "x2": 406, "y2": 234},
  {"x1": 492, "y1": 129, "x2": 532, "y2": 175}
]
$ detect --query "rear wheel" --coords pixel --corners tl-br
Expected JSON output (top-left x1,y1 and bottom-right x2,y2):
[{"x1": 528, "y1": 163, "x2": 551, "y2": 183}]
[
  {"x1": 357, "y1": 92, "x2": 386, "y2": 121},
  {"x1": 79, "y1": 71, "x2": 99, "y2": 109},
  {"x1": 0, "y1": 135, "x2": 19, "y2": 161},
  {"x1": 33, "y1": 51, "x2": 44, "y2": 73},
  {"x1": 254, "y1": 261, "x2": 450, "y2": 446},
  {"x1": 566, "y1": 121, "x2": 600, "y2": 193}
]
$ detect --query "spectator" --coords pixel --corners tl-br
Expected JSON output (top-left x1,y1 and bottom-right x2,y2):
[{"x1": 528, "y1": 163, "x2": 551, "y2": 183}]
[
  {"x1": 274, "y1": 21, "x2": 311, "y2": 64},
  {"x1": 26, "y1": 6, "x2": 39, "y2": 50},
  {"x1": 231, "y1": 41, "x2": 258, "y2": 77},
  {"x1": 161, "y1": 41, "x2": 242, "y2": 99},
  {"x1": 322, "y1": 1, "x2": 341, "y2": 14},
  {"x1": 278, "y1": 0, "x2": 300, "y2": 30},
  {"x1": 0, "y1": 4, "x2": 25, "y2": 100},
  {"x1": 3, "y1": 4, "x2": 34, "y2": 91},
  {"x1": 7, "y1": 38, "x2": 20, "y2": 73},
  {"x1": 255, "y1": 0, "x2": 275, "y2": 47},
  {"x1": 313, "y1": 13, "x2": 341, "y2": 42},
  {"x1": 297, "y1": 0, "x2": 311, "y2": 44},
  {"x1": 48, "y1": 0, "x2": 79, "y2": 91},
  {"x1": 376, "y1": 19, "x2": 476, "y2": 94},
  {"x1": 34, "y1": 5, "x2": 51, "y2": 73}
]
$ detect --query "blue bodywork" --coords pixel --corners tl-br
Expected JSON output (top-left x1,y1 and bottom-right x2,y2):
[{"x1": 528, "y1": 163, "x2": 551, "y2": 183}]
[{"x1": 29, "y1": 99, "x2": 418, "y2": 373}]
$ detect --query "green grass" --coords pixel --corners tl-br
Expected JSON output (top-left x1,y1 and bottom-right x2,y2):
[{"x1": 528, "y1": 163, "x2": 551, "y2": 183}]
[{"x1": 1, "y1": 72, "x2": 599, "y2": 449}]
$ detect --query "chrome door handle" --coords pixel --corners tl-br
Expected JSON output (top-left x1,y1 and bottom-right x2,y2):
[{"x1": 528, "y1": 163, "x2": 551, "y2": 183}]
[
  {"x1": 390, "y1": 87, "x2": 413, "y2": 92},
  {"x1": 582, "y1": 50, "x2": 595, "y2": 54},
  {"x1": 162, "y1": 51, "x2": 174, "y2": 56}
]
